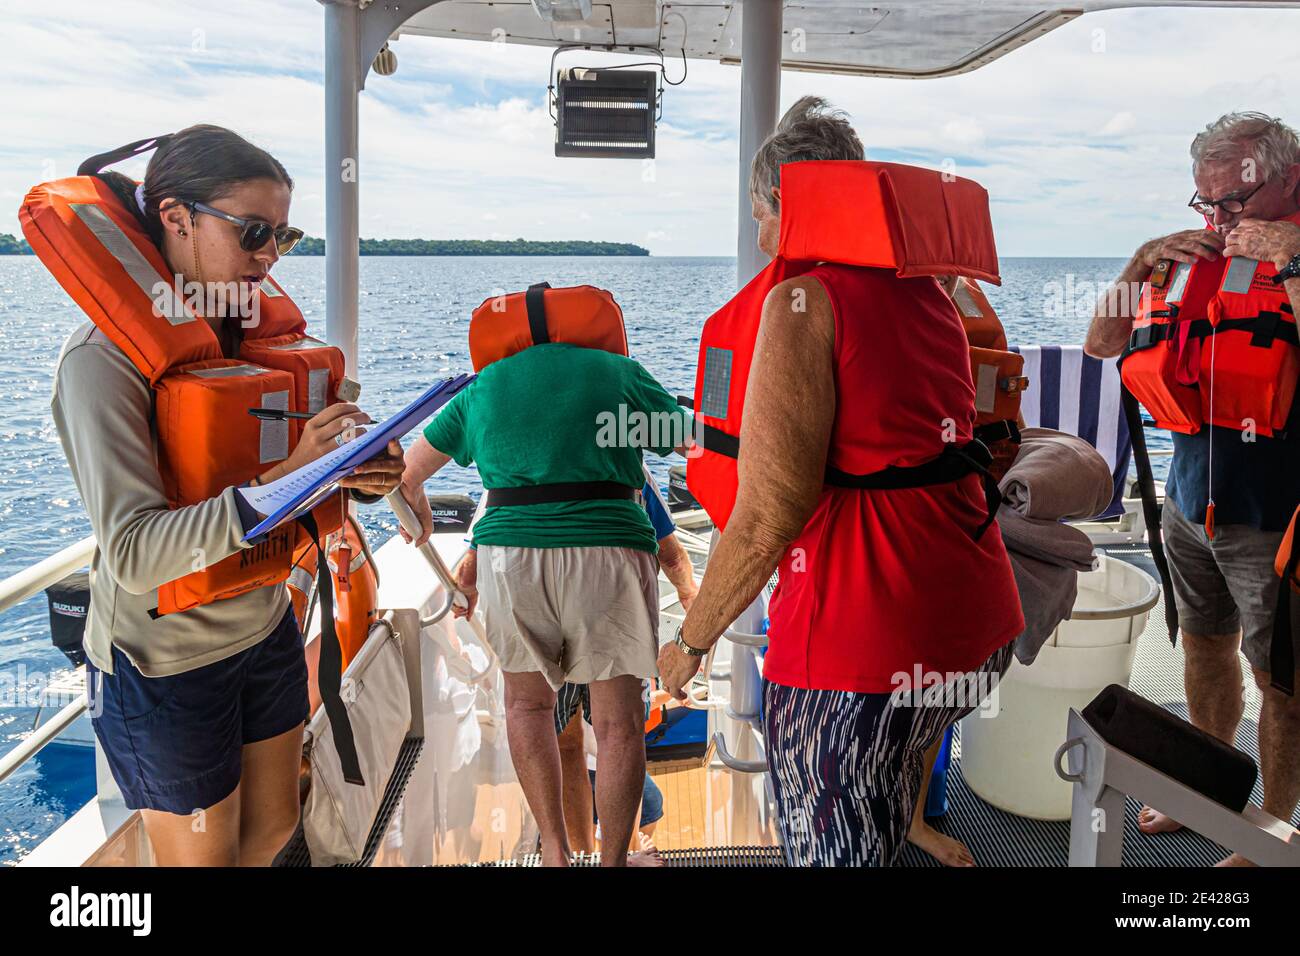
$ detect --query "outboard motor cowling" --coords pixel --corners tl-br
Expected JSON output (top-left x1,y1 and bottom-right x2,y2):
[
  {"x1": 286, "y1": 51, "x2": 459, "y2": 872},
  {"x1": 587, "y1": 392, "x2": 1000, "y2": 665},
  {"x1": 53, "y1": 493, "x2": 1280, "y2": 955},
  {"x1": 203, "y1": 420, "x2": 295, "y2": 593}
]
[
  {"x1": 46, "y1": 570, "x2": 89, "y2": 667},
  {"x1": 427, "y1": 494, "x2": 479, "y2": 536},
  {"x1": 667, "y1": 465, "x2": 699, "y2": 513}
]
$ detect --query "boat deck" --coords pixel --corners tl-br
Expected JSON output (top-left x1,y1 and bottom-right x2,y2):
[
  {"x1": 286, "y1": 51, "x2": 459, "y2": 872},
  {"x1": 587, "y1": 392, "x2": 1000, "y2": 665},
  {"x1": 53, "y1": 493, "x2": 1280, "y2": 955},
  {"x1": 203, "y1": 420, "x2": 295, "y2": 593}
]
[{"x1": 641, "y1": 544, "x2": 1295, "y2": 867}]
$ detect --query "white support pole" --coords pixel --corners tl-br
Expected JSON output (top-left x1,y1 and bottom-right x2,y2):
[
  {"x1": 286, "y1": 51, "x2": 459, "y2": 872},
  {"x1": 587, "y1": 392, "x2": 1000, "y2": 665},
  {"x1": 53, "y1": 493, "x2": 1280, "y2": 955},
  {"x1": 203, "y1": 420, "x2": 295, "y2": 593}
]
[
  {"x1": 324, "y1": 0, "x2": 361, "y2": 378},
  {"x1": 735, "y1": 0, "x2": 783, "y2": 289}
]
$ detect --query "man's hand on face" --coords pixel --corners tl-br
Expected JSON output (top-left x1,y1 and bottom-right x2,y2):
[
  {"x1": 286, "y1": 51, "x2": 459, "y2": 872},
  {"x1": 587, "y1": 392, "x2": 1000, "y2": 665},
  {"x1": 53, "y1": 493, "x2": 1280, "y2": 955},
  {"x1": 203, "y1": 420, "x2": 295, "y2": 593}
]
[
  {"x1": 1222, "y1": 218, "x2": 1300, "y2": 269},
  {"x1": 1137, "y1": 228, "x2": 1225, "y2": 269}
]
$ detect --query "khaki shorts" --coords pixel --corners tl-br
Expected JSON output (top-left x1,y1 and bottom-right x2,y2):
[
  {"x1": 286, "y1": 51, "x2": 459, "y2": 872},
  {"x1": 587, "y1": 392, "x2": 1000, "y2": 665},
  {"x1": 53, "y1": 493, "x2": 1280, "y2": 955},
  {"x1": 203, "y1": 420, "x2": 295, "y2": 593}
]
[
  {"x1": 476, "y1": 545, "x2": 660, "y2": 690},
  {"x1": 1162, "y1": 498, "x2": 1298, "y2": 676}
]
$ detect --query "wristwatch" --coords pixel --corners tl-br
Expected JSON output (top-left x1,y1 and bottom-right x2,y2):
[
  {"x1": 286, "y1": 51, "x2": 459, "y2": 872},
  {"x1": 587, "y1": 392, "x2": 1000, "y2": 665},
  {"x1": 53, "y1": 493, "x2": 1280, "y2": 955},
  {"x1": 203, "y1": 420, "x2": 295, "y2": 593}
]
[
  {"x1": 1272, "y1": 253, "x2": 1300, "y2": 284},
  {"x1": 673, "y1": 624, "x2": 708, "y2": 657}
]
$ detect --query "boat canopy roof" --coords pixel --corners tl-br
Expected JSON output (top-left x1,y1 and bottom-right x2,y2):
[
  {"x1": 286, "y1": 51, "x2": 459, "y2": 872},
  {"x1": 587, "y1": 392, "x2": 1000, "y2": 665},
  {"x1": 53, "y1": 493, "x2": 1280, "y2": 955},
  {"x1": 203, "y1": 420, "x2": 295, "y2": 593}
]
[{"x1": 390, "y1": 1, "x2": 1279, "y2": 79}]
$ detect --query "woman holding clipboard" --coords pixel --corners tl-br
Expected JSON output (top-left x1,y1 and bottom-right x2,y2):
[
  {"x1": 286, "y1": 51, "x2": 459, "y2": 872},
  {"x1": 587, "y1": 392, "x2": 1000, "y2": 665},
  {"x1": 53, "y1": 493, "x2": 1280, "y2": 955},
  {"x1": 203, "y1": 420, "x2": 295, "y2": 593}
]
[{"x1": 37, "y1": 126, "x2": 404, "y2": 865}]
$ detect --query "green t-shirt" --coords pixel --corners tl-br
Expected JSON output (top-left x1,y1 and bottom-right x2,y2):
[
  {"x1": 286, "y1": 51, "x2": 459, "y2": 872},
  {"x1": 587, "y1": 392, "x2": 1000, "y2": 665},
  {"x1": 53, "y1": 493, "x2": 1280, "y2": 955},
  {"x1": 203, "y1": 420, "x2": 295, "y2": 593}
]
[{"x1": 423, "y1": 344, "x2": 692, "y2": 552}]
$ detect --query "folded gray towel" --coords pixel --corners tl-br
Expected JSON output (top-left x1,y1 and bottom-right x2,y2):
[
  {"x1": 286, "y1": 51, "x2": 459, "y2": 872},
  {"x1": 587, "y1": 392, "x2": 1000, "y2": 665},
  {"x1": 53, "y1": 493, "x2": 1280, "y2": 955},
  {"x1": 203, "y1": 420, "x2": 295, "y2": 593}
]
[
  {"x1": 998, "y1": 506, "x2": 1097, "y2": 665},
  {"x1": 1008, "y1": 549, "x2": 1080, "y2": 665},
  {"x1": 999, "y1": 427, "x2": 1115, "y2": 521}
]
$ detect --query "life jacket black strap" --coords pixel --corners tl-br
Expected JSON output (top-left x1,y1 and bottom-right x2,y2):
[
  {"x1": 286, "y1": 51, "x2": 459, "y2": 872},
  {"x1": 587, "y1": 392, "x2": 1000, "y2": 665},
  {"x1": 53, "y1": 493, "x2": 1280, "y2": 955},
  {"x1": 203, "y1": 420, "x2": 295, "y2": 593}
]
[
  {"x1": 1125, "y1": 314, "x2": 1299, "y2": 354},
  {"x1": 1121, "y1": 386, "x2": 1179, "y2": 645},
  {"x1": 1272, "y1": 531, "x2": 1298, "y2": 697},
  {"x1": 525, "y1": 282, "x2": 551, "y2": 347},
  {"x1": 297, "y1": 510, "x2": 365, "y2": 787},
  {"x1": 485, "y1": 481, "x2": 639, "y2": 508},
  {"x1": 973, "y1": 419, "x2": 1022, "y2": 446},
  {"x1": 826, "y1": 440, "x2": 1003, "y2": 541},
  {"x1": 77, "y1": 135, "x2": 174, "y2": 176}
]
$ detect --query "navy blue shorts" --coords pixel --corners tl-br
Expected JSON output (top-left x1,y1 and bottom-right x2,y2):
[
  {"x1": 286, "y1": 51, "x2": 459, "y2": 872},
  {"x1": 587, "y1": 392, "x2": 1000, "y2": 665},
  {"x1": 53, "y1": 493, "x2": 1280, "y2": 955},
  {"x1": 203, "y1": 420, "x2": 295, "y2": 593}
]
[
  {"x1": 587, "y1": 770, "x2": 664, "y2": 828},
  {"x1": 86, "y1": 607, "x2": 309, "y2": 815}
]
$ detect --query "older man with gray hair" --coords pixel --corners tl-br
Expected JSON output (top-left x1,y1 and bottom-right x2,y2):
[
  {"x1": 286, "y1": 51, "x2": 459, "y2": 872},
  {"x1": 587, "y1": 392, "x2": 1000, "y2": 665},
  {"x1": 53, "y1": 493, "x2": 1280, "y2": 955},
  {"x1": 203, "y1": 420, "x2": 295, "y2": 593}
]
[{"x1": 1085, "y1": 111, "x2": 1300, "y2": 864}]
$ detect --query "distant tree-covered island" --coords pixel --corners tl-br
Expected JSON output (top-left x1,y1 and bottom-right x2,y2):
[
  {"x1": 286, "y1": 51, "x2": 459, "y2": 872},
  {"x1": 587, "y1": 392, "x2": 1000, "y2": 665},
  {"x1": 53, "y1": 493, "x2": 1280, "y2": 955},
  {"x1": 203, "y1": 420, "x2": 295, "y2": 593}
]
[
  {"x1": 290, "y1": 237, "x2": 649, "y2": 256},
  {"x1": 0, "y1": 234, "x2": 31, "y2": 255},
  {"x1": 0, "y1": 233, "x2": 649, "y2": 257}
]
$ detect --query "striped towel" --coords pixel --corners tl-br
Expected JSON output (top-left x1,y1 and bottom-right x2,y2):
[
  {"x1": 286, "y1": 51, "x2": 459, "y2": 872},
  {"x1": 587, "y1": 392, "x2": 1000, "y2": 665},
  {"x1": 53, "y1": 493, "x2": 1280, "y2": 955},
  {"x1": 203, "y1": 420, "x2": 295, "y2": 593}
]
[{"x1": 1010, "y1": 345, "x2": 1131, "y2": 519}]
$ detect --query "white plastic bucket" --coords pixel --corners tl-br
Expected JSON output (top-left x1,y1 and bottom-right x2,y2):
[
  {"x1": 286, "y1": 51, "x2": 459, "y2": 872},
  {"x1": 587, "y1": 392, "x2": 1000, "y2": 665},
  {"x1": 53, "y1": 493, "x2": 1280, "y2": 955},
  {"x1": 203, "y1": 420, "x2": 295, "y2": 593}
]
[{"x1": 960, "y1": 555, "x2": 1159, "y2": 820}]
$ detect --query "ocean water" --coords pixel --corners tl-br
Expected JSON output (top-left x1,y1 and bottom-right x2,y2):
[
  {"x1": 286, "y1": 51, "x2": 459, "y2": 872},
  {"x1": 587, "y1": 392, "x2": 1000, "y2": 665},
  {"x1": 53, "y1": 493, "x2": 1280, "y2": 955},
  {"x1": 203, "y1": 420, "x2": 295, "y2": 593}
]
[{"x1": 0, "y1": 253, "x2": 1164, "y2": 862}]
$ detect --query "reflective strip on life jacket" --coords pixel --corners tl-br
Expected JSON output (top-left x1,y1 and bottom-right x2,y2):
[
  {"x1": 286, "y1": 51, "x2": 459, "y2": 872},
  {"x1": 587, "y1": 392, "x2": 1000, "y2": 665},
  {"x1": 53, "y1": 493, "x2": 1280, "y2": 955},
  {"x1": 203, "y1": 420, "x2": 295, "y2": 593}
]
[
  {"x1": 687, "y1": 160, "x2": 1002, "y2": 530},
  {"x1": 1120, "y1": 219, "x2": 1300, "y2": 438},
  {"x1": 21, "y1": 174, "x2": 347, "y2": 614}
]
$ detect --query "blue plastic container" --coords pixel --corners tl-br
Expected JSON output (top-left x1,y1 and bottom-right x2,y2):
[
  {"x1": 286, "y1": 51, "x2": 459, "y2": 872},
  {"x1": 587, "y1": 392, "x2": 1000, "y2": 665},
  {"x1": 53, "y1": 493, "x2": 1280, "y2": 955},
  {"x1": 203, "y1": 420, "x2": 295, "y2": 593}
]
[{"x1": 924, "y1": 726, "x2": 955, "y2": 818}]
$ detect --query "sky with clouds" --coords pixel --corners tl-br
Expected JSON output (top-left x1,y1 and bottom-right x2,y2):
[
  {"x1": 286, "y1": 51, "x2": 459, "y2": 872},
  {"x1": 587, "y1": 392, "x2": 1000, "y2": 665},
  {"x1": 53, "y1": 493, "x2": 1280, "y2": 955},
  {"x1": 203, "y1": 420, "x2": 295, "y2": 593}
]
[{"x1": 2, "y1": 1, "x2": 1299, "y2": 256}]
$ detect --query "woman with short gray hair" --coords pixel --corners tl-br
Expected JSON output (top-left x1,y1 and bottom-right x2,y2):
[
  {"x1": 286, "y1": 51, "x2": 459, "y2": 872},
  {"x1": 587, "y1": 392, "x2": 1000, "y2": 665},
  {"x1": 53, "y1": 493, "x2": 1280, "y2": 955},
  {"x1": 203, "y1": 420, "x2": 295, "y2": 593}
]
[{"x1": 658, "y1": 97, "x2": 1023, "y2": 866}]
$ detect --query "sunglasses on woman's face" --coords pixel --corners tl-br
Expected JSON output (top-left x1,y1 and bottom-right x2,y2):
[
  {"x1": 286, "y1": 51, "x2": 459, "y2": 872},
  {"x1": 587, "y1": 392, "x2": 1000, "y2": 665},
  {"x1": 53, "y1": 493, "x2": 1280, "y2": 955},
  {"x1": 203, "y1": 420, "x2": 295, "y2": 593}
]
[{"x1": 185, "y1": 200, "x2": 304, "y2": 255}]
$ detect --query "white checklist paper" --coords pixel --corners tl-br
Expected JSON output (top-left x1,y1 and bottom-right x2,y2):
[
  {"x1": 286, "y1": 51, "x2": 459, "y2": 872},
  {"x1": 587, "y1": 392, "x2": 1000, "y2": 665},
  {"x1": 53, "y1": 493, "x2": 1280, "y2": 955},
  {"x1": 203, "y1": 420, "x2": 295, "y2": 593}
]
[{"x1": 239, "y1": 373, "x2": 474, "y2": 541}]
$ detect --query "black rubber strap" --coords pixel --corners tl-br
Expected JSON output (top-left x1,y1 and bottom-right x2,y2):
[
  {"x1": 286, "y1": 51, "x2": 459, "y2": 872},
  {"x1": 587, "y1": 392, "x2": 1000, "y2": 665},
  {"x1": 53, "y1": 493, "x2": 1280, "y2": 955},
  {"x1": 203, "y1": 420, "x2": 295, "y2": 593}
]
[
  {"x1": 486, "y1": 481, "x2": 638, "y2": 508},
  {"x1": 525, "y1": 282, "x2": 551, "y2": 347},
  {"x1": 698, "y1": 421, "x2": 740, "y2": 459},
  {"x1": 973, "y1": 419, "x2": 1022, "y2": 446},
  {"x1": 1272, "y1": 528, "x2": 1298, "y2": 697},
  {"x1": 77, "y1": 135, "x2": 173, "y2": 176},
  {"x1": 297, "y1": 510, "x2": 365, "y2": 786},
  {"x1": 1121, "y1": 385, "x2": 1179, "y2": 644},
  {"x1": 1126, "y1": 315, "x2": 1299, "y2": 353},
  {"x1": 826, "y1": 440, "x2": 1002, "y2": 541}
]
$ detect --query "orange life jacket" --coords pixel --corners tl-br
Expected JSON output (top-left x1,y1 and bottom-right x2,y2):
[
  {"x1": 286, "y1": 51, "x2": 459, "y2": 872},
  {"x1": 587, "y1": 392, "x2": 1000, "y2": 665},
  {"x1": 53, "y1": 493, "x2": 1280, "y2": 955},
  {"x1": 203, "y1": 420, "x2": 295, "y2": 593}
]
[
  {"x1": 469, "y1": 281, "x2": 627, "y2": 371},
  {"x1": 1120, "y1": 219, "x2": 1300, "y2": 439},
  {"x1": 288, "y1": 510, "x2": 379, "y2": 672},
  {"x1": 20, "y1": 175, "x2": 346, "y2": 614},
  {"x1": 950, "y1": 276, "x2": 1028, "y2": 480},
  {"x1": 686, "y1": 160, "x2": 1002, "y2": 530},
  {"x1": 468, "y1": 281, "x2": 642, "y2": 508}
]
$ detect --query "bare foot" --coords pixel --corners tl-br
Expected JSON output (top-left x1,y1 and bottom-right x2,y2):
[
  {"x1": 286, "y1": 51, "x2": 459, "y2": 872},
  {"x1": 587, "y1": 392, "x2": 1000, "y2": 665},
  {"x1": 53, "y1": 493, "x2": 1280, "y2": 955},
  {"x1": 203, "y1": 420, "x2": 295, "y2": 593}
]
[
  {"x1": 540, "y1": 847, "x2": 572, "y2": 867},
  {"x1": 1215, "y1": 852, "x2": 1257, "y2": 867},
  {"x1": 626, "y1": 833, "x2": 665, "y2": 867},
  {"x1": 908, "y1": 819, "x2": 976, "y2": 867},
  {"x1": 1137, "y1": 806, "x2": 1184, "y2": 834}
]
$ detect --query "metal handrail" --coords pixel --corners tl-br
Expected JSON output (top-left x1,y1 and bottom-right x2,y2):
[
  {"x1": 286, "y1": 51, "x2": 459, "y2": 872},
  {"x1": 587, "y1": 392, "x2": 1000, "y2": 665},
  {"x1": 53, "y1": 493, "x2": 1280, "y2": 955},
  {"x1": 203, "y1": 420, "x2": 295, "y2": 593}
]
[
  {"x1": 0, "y1": 695, "x2": 88, "y2": 785},
  {"x1": 385, "y1": 491, "x2": 500, "y2": 671},
  {"x1": 712, "y1": 731, "x2": 768, "y2": 774},
  {"x1": 0, "y1": 536, "x2": 96, "y2": 616}
]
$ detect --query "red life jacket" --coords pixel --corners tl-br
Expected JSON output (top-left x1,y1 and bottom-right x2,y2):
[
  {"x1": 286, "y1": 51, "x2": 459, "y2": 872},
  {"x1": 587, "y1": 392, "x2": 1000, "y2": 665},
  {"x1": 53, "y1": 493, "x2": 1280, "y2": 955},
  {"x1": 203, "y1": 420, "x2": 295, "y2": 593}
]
[
  {"x1": 686, "y1": 160, "x2": 1003, "y2": 530},
  {"x1": 1120, "y1": 215, "x2": 1300, "y2": 439},
  {"x1": 20, "y1": 175, "x2": 346, "y2": 614}
]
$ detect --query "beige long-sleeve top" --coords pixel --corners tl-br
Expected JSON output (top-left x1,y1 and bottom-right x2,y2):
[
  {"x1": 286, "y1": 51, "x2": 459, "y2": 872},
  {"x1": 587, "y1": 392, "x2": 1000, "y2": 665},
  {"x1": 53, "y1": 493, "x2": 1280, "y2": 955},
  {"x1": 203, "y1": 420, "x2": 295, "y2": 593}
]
[{"x1": 50, "y1": 322, "x2": 290, "y2": 676}]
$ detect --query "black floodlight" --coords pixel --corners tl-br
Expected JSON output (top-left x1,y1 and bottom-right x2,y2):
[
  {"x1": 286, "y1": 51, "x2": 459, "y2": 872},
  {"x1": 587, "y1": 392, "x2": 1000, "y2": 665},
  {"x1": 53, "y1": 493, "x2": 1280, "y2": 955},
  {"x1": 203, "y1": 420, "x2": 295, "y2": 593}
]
[{"x1": 554, "y1": 67, "x2": 658, "y2": 159}]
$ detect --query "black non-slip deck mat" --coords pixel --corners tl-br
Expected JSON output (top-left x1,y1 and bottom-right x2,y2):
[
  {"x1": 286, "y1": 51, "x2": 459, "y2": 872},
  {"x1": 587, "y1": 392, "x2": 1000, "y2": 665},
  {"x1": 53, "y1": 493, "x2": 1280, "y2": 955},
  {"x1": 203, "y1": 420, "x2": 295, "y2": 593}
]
[
  {"x1": 898, "y1": 546, "x2": 1296, "y2": 867},
  {"x1": 456, "y1": 845, "x2": 786, "y2": 867},
  {"x1": 276, "y1": 736, "x2": 424, "y2": 868}
]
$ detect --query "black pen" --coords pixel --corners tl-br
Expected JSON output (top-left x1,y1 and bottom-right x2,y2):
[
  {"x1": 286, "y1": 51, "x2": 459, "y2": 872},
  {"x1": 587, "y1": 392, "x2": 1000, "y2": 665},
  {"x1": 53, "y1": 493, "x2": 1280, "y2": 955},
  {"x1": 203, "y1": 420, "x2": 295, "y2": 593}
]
[{"x1": 248, "y1": 407, "x2": 313, "y2": 421}]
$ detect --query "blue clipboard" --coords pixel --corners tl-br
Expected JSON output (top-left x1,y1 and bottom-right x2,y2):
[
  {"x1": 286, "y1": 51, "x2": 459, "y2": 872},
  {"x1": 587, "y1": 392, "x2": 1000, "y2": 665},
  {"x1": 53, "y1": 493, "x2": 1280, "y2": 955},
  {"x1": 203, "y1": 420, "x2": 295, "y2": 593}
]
[{"x1": 243, "y1": 373, "x2": 474, "y2": 542}]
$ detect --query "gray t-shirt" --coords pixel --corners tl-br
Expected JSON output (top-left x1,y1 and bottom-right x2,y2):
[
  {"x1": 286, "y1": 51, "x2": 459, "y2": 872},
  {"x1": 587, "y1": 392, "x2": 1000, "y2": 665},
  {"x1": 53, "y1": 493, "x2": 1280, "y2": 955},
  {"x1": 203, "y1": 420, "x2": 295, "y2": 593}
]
[{"x1": 50, "y1": 322, "x2": 290, "y2": 676}]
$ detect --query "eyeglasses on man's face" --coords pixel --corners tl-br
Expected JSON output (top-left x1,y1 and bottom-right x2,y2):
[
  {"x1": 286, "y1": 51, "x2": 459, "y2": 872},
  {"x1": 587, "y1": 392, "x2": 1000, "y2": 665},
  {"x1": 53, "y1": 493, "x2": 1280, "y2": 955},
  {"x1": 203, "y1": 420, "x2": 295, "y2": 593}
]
[{"x1": 1187, "y1": 178, "x2": 1269, "y2": 218}]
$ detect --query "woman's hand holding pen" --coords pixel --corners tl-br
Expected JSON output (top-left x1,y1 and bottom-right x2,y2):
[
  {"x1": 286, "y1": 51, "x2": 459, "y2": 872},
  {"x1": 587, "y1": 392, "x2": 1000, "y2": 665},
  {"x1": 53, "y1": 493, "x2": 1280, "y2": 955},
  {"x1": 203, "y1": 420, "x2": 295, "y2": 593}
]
[{"x1": 253, "y1": 403, "x2": 401, "y2": 495}]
